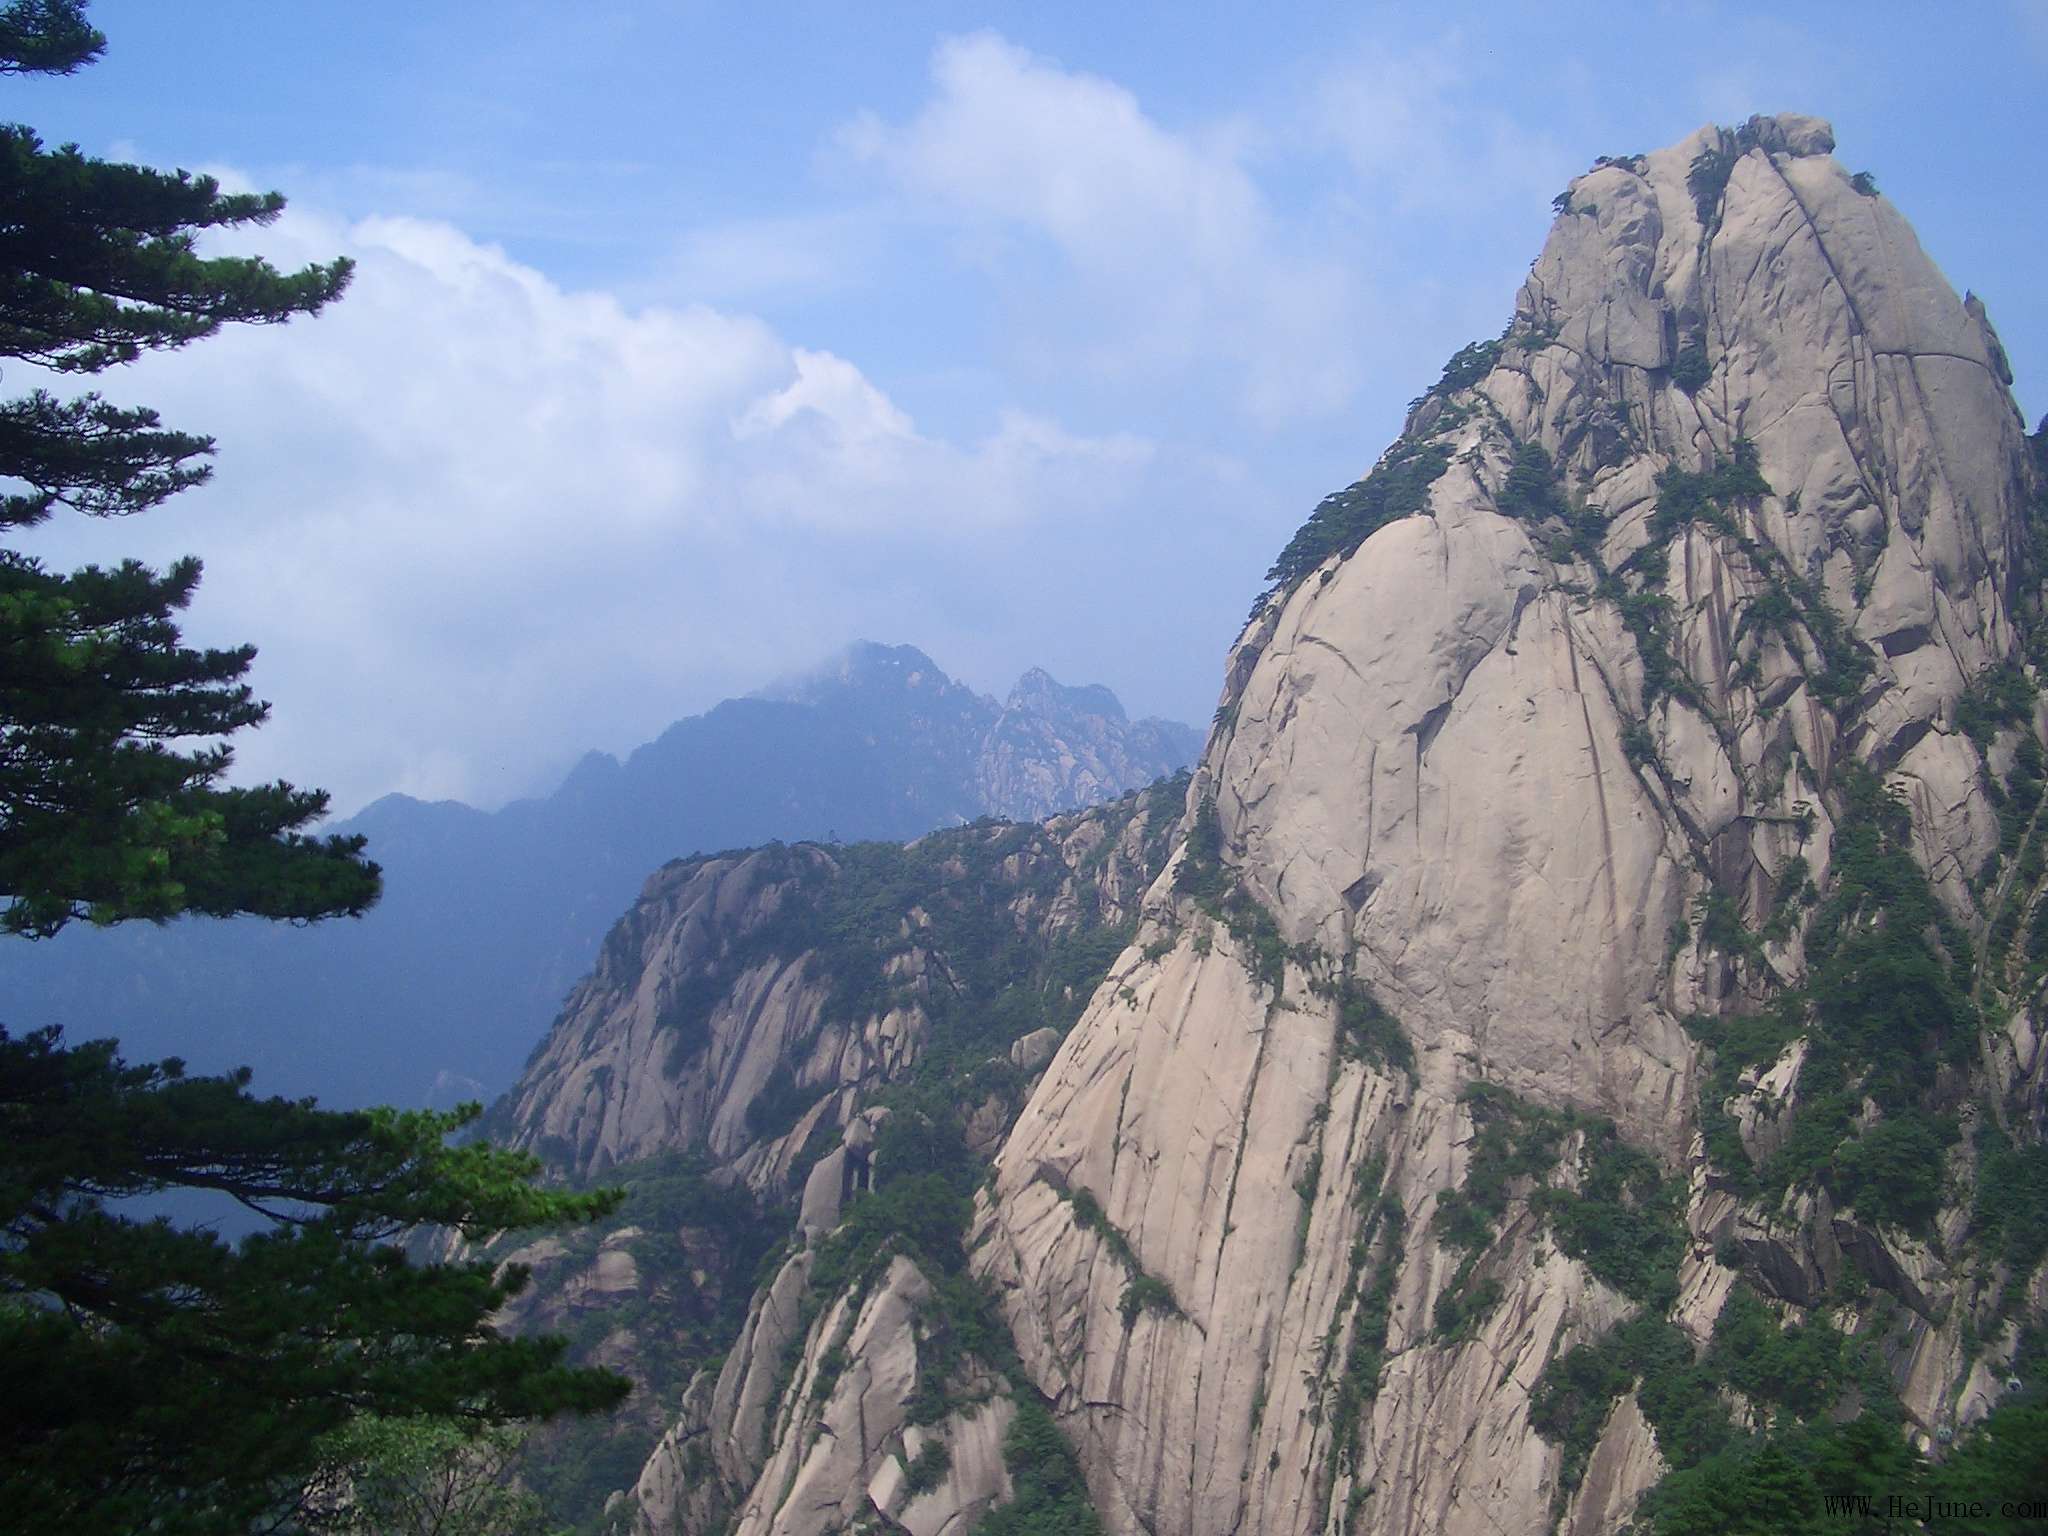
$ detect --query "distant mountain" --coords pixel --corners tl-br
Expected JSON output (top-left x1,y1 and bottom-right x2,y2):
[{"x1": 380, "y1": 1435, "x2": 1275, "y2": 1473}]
[{"x1": 0, "y1": 643, "x2": 1199, "y2": 1110}]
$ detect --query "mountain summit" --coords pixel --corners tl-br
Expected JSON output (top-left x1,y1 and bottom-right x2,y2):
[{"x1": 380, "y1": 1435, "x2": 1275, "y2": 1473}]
[
  {"x1": 490, "y1": 116, "x2": 2047, "y2": 1535},
  {"x1": 976, "y1": 111, "x2": 2040, "y2": 1535},
  {"x1": 751, "y1": 640, "x2": 1201, "y2": 823}
]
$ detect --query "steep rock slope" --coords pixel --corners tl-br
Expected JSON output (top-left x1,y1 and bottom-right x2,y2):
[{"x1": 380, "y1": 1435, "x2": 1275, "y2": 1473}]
[
  {"x1": 486, "y1": 782, "x2": 1186, "y2": 1527},
  {"x1": 971, "y1": 115, "x2": 2048, "y2": 1536},
  {"x1": 490, "y1": 117, "x2": 2048, "y2": 1536}
]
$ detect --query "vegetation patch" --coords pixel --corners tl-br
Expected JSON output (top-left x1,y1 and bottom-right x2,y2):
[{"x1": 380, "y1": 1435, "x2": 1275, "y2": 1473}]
[
  {"x1": 1971, "y1": 1124, "x2": 2048, "y2": 1274},
  {"x1": 1671, "y1": 338, "x2": 1711, "y2": 395},
  {"x1": 1304, "y1": 1156, "x2": 1405, "y2": 1520},
  {"x1": 1686, "y1": 768, "x2": 1974, "y2": 1233},
  {"x1": 1684, "y1": 122, "x2": 1772, "y2": 231},
  {"x1": 1261, "y1": 437, "x2": 1454, "y2": 598},
  {"x1": 1174, "y1": 796, "x2": 1309, "y2": 998},
  {"x1": 760, "y1": 1102, "x2": 1032, "y2": 1471},
  {"x1": 1431, "y1": 1085, "x2": 1686, "y2": 1315},
  {"x1": 904, "y1": 1435, "x2": 953, "y2": 1495},
  {"x1": 1304, "y1": 974, "x2": 1415, "y2": 1079},
  {"x1": 1535, "y1": 1280, "x2": 1889, "y2": 1516},
  {"x1": 1427, "y1": 337, "x2": 1504, "y2": 397},
  {"x1": 1956, "y1": 661, "x2": 2036, "y2": 748},
  {"x1": 1497, "y1": 442, "x2": 1571, "y2": 523},
  {"x1": 1066, "y1": 1188, "x2": 1181, "y2": 1327},
  {"x1": 1424, "y1": 1082, "x2": 1689, "y2": 1409},
  {"x1": 974, "y1": 1397, "x2": 1103, "y2": 1536},
  {"x1": 513, "y1": 1152, "x2": 788, "y2": 1526}
]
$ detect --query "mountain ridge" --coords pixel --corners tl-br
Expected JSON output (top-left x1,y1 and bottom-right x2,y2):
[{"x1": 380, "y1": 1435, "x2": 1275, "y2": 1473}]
[
  {"x1": 0, "y1": 643, "x2": 1198, "y2": 1112},
  {"x1": 480, "y1": 114, "x2": 2048, "y2": 1536}
]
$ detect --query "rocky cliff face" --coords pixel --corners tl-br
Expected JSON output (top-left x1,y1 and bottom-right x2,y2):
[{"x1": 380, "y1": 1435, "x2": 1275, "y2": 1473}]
[
  {"x1": 979, "y1": 668, "x2": 1205, "y2": 823},
  {"x1": 759, "y1": 642, "x2": 1204, "y2": 826},
  {"x1": 487, "y1": 782, "x2": 1184, "y2": 1527},
  {"x1": 497, "y1": 116, "x2": 2048, "y2": 1536},
  {"x1": 973, "y1": 113, "x2": 2047, "y2": 1536}
]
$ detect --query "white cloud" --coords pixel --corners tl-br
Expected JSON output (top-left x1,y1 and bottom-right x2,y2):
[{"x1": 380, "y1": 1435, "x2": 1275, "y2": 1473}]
[
  {"x1": 1308, "y1": 33, "x2": 1573, "y2": 222},
  {"x1": 839, "y1": 32, "x2": 1363, "y2": 425},
  {"x1": 15, "y1": 200, "x2": 1185, "y2": 815},
  {"x1": 665, "y1": 211, "x2": 882, "y2": 304},
  {"x1": 737, "y1": 348, "x2": 917, "y2": 444}
]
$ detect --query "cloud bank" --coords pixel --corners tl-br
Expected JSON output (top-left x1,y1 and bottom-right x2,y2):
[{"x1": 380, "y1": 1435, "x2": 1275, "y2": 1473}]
[
  {"x1": 19, "y1": 201, "x2": 1199, "y2": 816},
  {"x1": 8, "y1": 28, "x2": 1595, "y2": 820}
]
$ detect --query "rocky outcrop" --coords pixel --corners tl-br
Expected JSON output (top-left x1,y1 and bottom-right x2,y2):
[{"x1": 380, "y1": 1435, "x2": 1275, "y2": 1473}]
[
  {"x1": 500, "y1": 782, "x2": 1181, "y2": 1185},
  {"x1": 485, "y1": 783, "x2": 1184, "y2": 1529},
  {"x1": 969, "y1": 113, "x2": 2048, "y2": 1536},
  {"x1": 495, "y1": 115, "x2": 2048, "y2": 1536},
  {"x1": 978, "y1": 667, "x2": 1205, "y2": 823},
  {"x1": 764, "y1": 642, "x2": 1203, "y2": 824}
]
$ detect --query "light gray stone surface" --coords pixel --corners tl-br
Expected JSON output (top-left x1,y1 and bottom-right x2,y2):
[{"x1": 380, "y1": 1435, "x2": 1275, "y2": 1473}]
[
  {"x1": 966, "y1": 114, "x2": 2044, "y2": 1536},
  {"x1": 514, "y1": 115, "x2": 2048, "y2": 1536}
]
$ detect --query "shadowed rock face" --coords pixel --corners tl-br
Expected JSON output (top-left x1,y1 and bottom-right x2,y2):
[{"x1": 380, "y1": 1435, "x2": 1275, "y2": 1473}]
[
  {"x1": 487, "y1": 787, "x2": 1186, "y2": 1534},
  {"x1": 972, "y1": 115, "x2": 2045, "y2": 1536}
]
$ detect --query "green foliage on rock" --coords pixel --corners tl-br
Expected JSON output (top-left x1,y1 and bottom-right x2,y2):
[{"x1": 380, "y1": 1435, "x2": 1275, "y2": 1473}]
[
  {"x1": 809, "y1": 1107, "x2": 981, "y2": 1305},
  {"x1": 1536, "y1": 1281, "x2": 1888, "y2": 1505},
  {"x1": 1315, "y1": 1168, "x2": 1404, "y2": 1492},
  {"x1": 1331, "y1": 977, "x2": 1415, "y2": 1077},
  {"x1": 1971, "y1": 1125, "x2": 2048, "y2": 1274},
  {"x1": 1432, "y1": 1084, "x2": 1687, "y2": 1321},
  {"x1": 1066, "y1": 1186, "x2": 1181, "y2": 1327},
  {"x1": 1688, "y1": 768, "x2": 1973, "y2": 1232},
  {"x1": 1957, "y1": 661, "x2": 2038, "y2": 748},
  {"x1": 973, "y1": 1398, "x2": 1103, "y2": 1536},
  {"x1": 1647, "y1": 441, "x2": 1772, "y2": 538},
  {"x1": 508, "y1": 1152, "x2": 786, "y2": 1526},
  {"x1": 1631, "y1": 1400, "x2": 2048, "y2": 1536},
  {"x1": 1498, "y1": 442, "x2": 1569, "y2": 522},
  {"x1": 1175, "y1": 795, "x2": 1300, "y2": 998},
  {"x1": 1672, "y1": 338, "x2": 1712, "y2": 394},
  {"x1": 904, "y1": 1435, "x2": 953, "y2": 1495},
  {"x1": 1429, "y1": 337, "x2": 1504, "y2": 396},
  {"x1": 1261, "y1": 437, "x2": 1454, "y2": 597}
]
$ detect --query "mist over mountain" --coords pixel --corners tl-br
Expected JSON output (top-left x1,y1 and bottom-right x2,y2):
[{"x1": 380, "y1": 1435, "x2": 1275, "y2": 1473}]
[{"x1": 0, "y1": 642, "x2": 1197, "y2": 1110}]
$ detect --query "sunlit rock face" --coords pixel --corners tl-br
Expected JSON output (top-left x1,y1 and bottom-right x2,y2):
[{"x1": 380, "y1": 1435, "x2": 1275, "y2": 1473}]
[
  {"x1": 495, "y1": 115, "x2": 2045, "y2": 1536},
  {"x1": 972, "y1": 114, "x2": 2043, "y2": 1536}
]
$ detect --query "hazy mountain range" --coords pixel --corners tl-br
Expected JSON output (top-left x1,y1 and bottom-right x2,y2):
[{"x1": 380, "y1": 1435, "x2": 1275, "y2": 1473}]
[{"x1": 0, "y1": 642, "x2": 1198, "y2": 1110}]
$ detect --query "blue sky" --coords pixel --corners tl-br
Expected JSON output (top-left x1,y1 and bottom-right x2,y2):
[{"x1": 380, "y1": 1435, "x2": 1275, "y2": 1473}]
[{"x1": 12, "y1": 1, "x2": 2047, "y2": 814}]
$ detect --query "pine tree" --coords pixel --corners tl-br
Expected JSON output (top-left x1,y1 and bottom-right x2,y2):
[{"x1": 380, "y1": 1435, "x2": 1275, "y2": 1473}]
[
  {"x1": 0, "y1": 0, "x2": 373, "y2": 938},
  {"x1": 0, "y1": 1029, "x2": 629, "y2": 1533},
  {"x1": 0, "y1": 5, "x2": 630, "y2": 1528}
]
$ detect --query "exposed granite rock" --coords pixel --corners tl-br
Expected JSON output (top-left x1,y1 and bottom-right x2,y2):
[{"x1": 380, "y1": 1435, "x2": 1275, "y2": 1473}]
[
  {"x1": 501, "y1": 787, "x2": 1180, "y2": 1185},
  {"x1": 500, "y1": 114, "x2": 2048, "y2": 1536},
  {"x1": 966, "y1": 112, "x2": 2046, "y2": 1536},
  {"x1": 978, "y1": 667, "x2": 1204, "y2": 822}
]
